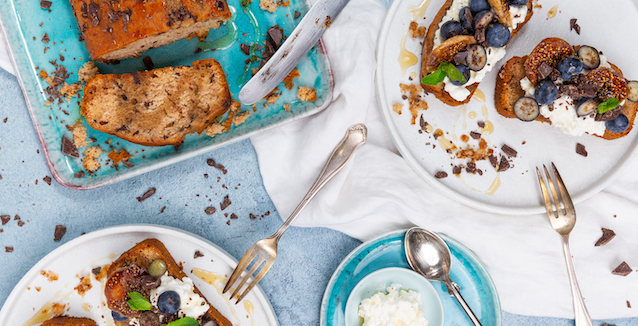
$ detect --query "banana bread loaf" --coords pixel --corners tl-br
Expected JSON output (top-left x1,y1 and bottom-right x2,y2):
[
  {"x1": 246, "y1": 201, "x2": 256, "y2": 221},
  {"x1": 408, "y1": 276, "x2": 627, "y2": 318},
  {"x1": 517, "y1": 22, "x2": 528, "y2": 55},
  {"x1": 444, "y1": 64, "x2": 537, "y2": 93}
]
[
  {"x1": 68, "y1": 0, "x2": 231, "y2": 62},
  {"x1": 81, "y1": 59, "x2": 231, "y2": 147}
]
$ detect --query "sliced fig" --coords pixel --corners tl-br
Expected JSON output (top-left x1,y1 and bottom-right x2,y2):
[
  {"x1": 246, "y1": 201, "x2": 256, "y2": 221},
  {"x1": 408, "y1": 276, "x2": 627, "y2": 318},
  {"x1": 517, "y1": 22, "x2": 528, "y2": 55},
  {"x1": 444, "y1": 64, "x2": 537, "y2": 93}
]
[
  {"x1": 487, "y1": 0, "x2": 512, "y2": 28},
  {"x1": 577, "y1": 45, "x2": 600, "y2": 69},
  {"x1": 576, "y1": 98, "x2": 598, "y2": 117},
  {"x1": 473, "y1": 10, "x2": 494, "y2": 30},
  {"x1": 466, "y1": 44, "x2": 487, "y2": 71},
  {"x1": 586, "y1": 67, "x2": 629, "y2": 101},
  {"x1": 524, "y1": 38, "x2": 574, "y2": 85},
  {"x1": 626, "y1": 80, "x2": 638, "y2": 102},
  {"x1": 426, "y1": 35, "x2": 477, "y2": 73},
  {"x1": 513, "y1": 97, "x2": 540, "y2": 121},
  {"x1": 105, "y1": 265, "x2": 149, "y2": 318}
]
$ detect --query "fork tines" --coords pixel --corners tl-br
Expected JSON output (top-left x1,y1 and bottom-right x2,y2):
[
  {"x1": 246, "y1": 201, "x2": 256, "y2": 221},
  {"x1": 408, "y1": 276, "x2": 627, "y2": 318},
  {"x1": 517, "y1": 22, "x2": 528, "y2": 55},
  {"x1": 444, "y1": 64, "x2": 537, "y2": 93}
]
[
  {"x1": 536, "y1": 162, "x2": 574, "y2": 217},
  {"x1": 223, "y1": 251, "x2": 273, "y2": 303}
]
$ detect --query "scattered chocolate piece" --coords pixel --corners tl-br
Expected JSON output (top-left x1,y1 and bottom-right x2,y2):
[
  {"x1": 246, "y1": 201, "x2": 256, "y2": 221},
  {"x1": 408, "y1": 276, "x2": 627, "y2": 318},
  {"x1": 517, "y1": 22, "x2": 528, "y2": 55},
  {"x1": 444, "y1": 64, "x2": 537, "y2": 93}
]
[
  {"x1": 628, "y1": 301, "x2": 632, "y2": 308},
  {"x1": 497, "y1": 155, "x2": 510, "y2": 172},
  {"x1": 54, "y1": 225, "x2": 66, "y2": 241},
  {"x1": 230, "y1": 213, "x2": 238, "y2": 219},
  {"x1": 220, "y1": 195, "x2": 231, "y2": 210},
  {"x1": 1, "y1": 215, "x2": 9, "y2": 225},
  {"x1": 91, "y1": 267, "x2": 101, "y2": 275},
  {"x1": 17, "y1": 220, "x2": 25, "y2": 227},
  {"x1": 612, "y1": 261, "x2": 632, "y2": 276},
  {"x1": 122, "y1": 160, "x2": 134, "y2": 168},
  {"x1": 570, "y1": 18, "x2": 580, "y2": 35},
  {"x1": 267, "y1": 25, "x2": 284, "y2": 49},
  {"x1": 204, "y1": 206, "x2": 216, "y2": 215},
  {"x1": 14, "y1": 215, "x2": 20, "y2": 220},
  {"x1": 250, "y1": 213, "x2": 257, "y2": 219},
  {"x1": 240, "y1": 43, "x2": 250, "y2": 55},
  {"x1": 602, "y1": 324, "x2": 616, "y2": 326},
  {"x1": 142, "y1": 56, "x2": 154, "y2": 70},
  {"x1": 453, "y1": 51, "x2": 468, "y2": 66},
  {"x1": 501, "y1": 144, "x2": 517, "y2": 158},
  {"x1": 575, "y1": 143, "x2": 588, "y2": 157},
  {"x1": 41, "y1": 33, "x2": 50, "y2": 44},
  {"x1": 43, "y1": 176, "x2": 52, "y2": 185},
  {"x1": 5, "y1": 246, "x2": 13, "y2": 253},
  {"x1": 40, "y1": 0, "x2": 52, "y2": 9},
  {"x1": 61, "y1": 135, "x2": 79, "y2": 158},
  {"x1": 74, "y1": 170, "x2": 85, "y2": 178},
  {"x1": 434, "y1": 171, "x2": 448, "y2": 179},
  {"x1": 452, "y1": 165, "x2": 462, "y2": 175},
  {"x1": 136, "y1": 188, "x2": 156, "y2": 202},
  {"x1": 206, "y1": 159, "x2": 227, "y2": 174},
  {"x1": 2, "y1": 117, "x2": 6, "y2": 123},
  {"x1": 469, "y1": 131, "x2": 481, "y2": 139},
  {"x1": 477, "y1": 121, "x2": 485, "y2": 128},
  {"x1": 538, "y1": 62, "x2": 553, "y2": 80},
  {"x1": 294, "y1": 11, "x2": 301, "y2": 19},
  {"x1": 160, "y1": 206, "x2": 166, "y2": 213},
  {"x1": 466, "y1": 162, "x2": 477, "y2": 174},
  {"x1": 194, "y1": 250, "x2": 204, "y2": 259},
  {"x1": 595, "y1": 228, "x2": 616, "y2": 246}
]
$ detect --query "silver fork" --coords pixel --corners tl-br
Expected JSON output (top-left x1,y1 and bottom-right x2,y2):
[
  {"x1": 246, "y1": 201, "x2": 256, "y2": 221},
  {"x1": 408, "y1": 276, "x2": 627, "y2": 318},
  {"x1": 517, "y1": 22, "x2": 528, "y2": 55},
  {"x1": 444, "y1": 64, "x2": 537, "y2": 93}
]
[
  {"x1": 223, "y1": 124, "x2": 368, "y2": 303},
  {"x1": 536, "y1": 163, "x2": 593, "y2": 326}
]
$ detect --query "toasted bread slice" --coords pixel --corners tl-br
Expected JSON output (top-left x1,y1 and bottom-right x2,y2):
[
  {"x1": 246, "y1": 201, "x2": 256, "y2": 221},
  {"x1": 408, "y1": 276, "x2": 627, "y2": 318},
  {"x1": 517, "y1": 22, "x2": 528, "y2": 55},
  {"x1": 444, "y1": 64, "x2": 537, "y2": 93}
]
[
  {"x1": 420, "y1": 0, "x2": 534, "y2": 106},
  {"x1": 495, "y1": 39, "x2": 637, "y2": 140},
  {"x1": 104, "y1": 238, "x2": 232, "y2": 326},
  {"x1": 41, "y1": 316, "x2": 97, "y2": 326},
  {"x1": 81, "y1": 59, "x2": 231, "y2": 147}
]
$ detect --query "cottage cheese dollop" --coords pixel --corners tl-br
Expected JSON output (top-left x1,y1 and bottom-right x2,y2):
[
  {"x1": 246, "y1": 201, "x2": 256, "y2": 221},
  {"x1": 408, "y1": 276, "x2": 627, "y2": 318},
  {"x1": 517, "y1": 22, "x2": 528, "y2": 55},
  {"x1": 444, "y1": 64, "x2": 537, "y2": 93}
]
[
  {"x1": 358, "y1": 284, "x2": 428, "y2": 326},
  {"x1": 149, "y1": 272, "x2": 210, "y2": 319}
]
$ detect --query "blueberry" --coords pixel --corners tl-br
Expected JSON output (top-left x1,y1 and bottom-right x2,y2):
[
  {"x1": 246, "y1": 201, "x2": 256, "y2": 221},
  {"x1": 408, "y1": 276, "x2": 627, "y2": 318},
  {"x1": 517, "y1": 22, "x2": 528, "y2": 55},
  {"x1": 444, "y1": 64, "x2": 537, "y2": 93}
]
[
  {"x1": 469, "y1": 0, "x2": 491, "y2": 14},
  {"x1": 440, "y1": 21, "x2": 463, "y2": 41},
  {"x1": 450, "y1": 64, "x2": 470, "y2": 86},
  {"x1": 111, "y1": 311, "x2": 129, "y2": 322},
  {"x1": 508, "y1": 0, "x2": 527, "y2": 6},
  {"x1": 557, "y1": 56, "x2": 584, "y2": 80},
  {"x1": 534, "y1": 80, "x2": 559, "y2": 105},
  {"x1": 485, "y1": 23, "x2": 510, "y2": 48},
  {"x1": 157, "y1": 290, "x2": 181, "y2": 315},
  {"x1": 606, "y1": 113, "x2": 630, "y2": 133},
  {"x1": 459, "y1": 7, "x2": 473, "y2": 31}
]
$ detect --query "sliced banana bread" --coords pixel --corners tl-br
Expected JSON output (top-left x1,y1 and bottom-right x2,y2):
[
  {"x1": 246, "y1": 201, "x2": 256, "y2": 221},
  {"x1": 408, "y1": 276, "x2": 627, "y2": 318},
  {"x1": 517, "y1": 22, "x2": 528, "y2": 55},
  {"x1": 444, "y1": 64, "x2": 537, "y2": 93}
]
[{"x1": 41, "y1": 316, "x2": 97, "y2": 326}]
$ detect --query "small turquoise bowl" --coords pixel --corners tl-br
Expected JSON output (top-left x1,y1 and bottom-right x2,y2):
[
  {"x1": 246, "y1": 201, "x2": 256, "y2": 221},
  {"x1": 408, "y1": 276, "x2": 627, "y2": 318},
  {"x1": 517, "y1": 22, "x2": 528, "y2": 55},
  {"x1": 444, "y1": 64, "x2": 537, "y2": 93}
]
[{"x1": 344, "y1": 267, "x2": 444, "y2": 326}]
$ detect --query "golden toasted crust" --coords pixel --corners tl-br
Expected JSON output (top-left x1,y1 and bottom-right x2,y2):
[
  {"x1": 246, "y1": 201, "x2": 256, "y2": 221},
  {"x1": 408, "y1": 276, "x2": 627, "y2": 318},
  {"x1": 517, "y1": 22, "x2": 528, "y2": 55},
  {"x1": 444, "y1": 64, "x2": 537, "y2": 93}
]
[
  {"x1": 69, "y1": 0, "x2": 231, "y2": 62},
  {"x1": 41, "y1": 316, "x2": 97, "y2": 326},
  {"x1": 81, "y1": 59, "x2": 231, "y2": 147},
  {"x1": 494, "y1": 39, "x2": 637, "y2": 140},
  {"x1": 106, "y1": 238, "x2": 232, "y2": 326},
  {"x1": 420, "y1": 0, "x2": 534, "y2": 106}
]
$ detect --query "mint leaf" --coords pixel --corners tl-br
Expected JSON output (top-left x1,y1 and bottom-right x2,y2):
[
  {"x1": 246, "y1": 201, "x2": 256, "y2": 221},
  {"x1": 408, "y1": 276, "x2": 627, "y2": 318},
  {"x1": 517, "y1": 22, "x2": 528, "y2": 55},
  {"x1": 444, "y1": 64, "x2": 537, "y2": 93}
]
[
  {"x1": 421, "y1": 68, "x2": 445, "y2": 85},
  {"x1": 421, "y1": 62, "x2": 467, "y2": 85},
  {"x1": 127, "y1": 292, "x2": 152, "y2": 311},
  {"x1": 443, "y1": 62, "x2": 467, "y2": 83},
  {"x1": 598, "y1": 98, "x2": 620, "y2": 114},
  {"x1": 167, "y1": 317, "x2": 199, "y2": 326}
]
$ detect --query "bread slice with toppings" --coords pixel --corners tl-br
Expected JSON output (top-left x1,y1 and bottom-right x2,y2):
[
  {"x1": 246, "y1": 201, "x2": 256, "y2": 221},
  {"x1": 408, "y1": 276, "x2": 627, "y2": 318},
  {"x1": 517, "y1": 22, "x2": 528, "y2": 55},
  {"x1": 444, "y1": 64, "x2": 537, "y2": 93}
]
[
  {"x1": 494, "y1": 37, "x2": 638, "y2": 140},
  {"x1": 81, "y1": 59, "x2": 231, "y2": 147},
  {"x1": 41, "y1": 316, "x2": 97, "y2": 326},
  {"x1": 420, "y1": 0, "x2": 534, "y2": 106},
  {"x1": 104, "y1": 238, "x2": 232, "y2": 326}
]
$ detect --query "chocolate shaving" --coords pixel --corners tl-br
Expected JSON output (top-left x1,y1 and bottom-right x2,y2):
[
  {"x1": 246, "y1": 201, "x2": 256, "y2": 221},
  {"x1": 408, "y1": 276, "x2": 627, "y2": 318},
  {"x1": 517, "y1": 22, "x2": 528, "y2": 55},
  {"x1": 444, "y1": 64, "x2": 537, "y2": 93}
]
[
  {"x1": 41, "y1": 33, "x2": 50, "y2": 44},
  {"x1": 267, "y1": 25, "x2": 284, "y2": 49},
  {"x1": 122, "y1": 160, "x2": 134, "y2": 168},
  {"x1": 5, "y1": 246, "x2": 13, "y2": 253},
  {"x1": 92, "y1": 267, "x2": 101, "y2": 275},
  {"x1": 452, "y1": 165, "x2": 462, "y2": 175},
  {"x1": 136, "y1": 188, "x2": 156, "y2": 202},
  {"x1": 40, "y1": 0, "x2": 52, "y2": 8},
  {"x1": 43, "y1": 176, "x2": 52, "y2": 185},
  {"x1": 54, "y1": 225, "x2": 66, "y2": 241},
  {"x1": 466, "y1": 162, "x2": 477, "y2": 174},
  {"x1": 220, "y1": 195, "x2": 231, "y2": 210},
  {"x1": 294, "y1": 10, "x2": 301, "y2": 19},
  {"x1": 142, "y1": 56, "x2": 154, "y2": 70},
  {"x1": 434, "y1": 171, "x2": 448, "y2": 179},
  {"x1": 570, "y1": 18, "x2": 580, "y2": 35},
  {"x1": 559, "y1": 85, "x2": 579, "y2": 100},
  {"x1": 477, "y1": 121, "x2": 485, "y2": 128},
  {"x1": 612, "y1": 261, "x2": 632, "y2": 276},
  {"x1": 204, "y1": 206, "x2": 216, "y2": 215},
  {"x1": 1, "y1": 215, "x2": 9, "y2": 225},
  {"x1": 596, "y1": 106, "x2": 621, "y2": 122},
  {"x1": 470, "y1": 131, "x2": 481, "y2": 139},
  {"x1": 240, "y1": 43, "x2": 250, "y2": 55},
  {"x1": 501, "y1": 144, "x2": 517, "y2": 158},
  {"x1": 497, "y1": 155, "x2": 510, "y2": 172},
  {"x1": 594, "y1": 228, "x2": 615, "y2": 246},
  {"x1": 575, "y1": 143, "x2": 588, "y2": 157},
  {"x1": 61, "y1": 135, "x2": 79, "y2": 158},
  {"x1": 207, "y1": 159, "x2": 227, "y2": 174},
  {"x1": 194, "y1": 250, "x2": 204, "y2": 259},
  {"x1": 74, "y1": 170, "x2": 85, "y2": 178},
  {"x1": 160, "y1": 206, "x2": 166, "y2": 213}
]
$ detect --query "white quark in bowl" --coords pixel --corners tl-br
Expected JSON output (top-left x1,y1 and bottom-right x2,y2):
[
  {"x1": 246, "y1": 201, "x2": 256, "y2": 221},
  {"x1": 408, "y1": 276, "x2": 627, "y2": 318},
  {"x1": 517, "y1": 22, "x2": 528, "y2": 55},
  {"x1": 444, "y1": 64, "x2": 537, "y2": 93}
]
[{"x1": 344, "y1": 267, "x2": 443, "y2": 326}]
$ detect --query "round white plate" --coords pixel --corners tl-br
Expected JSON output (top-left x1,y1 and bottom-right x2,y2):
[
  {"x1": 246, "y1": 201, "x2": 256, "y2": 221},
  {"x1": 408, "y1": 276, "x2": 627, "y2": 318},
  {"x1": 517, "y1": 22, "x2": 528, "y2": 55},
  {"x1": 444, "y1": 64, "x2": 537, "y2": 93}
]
[
  {"x1": 376, "y1": 0, "x2": 638, "y2": 215},
  {"x1": 0, "y1": 224, "x2": 279, "y2": 326}
]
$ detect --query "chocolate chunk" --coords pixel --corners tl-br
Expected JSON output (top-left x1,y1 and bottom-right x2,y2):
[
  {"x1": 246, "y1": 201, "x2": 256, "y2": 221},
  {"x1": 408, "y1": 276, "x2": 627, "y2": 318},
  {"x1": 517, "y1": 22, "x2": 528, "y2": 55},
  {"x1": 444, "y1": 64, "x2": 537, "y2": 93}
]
[
  {"x1": 501, "y1": 144, "x2": 517, "y2": 158},
  {"x1": 194, "y1": 250, "x2": 204, "y2": 258},
  {"x1": 108, "y1": 9, "x2": 119, "y2": 23},
  {"x1": 267, "y1": 25, "x2": 284, "y2": 49},
  {"x1": 453, "y1": 51, "x2": 468, "y2": 66},
  {"x1": 487, "y1": 154, "x2": 497, "y2": 168},
  {"x1": 602, "y1": 323, "x2": 616, "y2": 326},
  {"x1": 216, "y1": 0, "x2": 225, "y2": 11},
  {"x1": 1, "y1": 215, "x2": 9, "y2": 225},
  {"x1": 559, "y1": 84, "x2": 579, "y2": 100},
  {"x1": 230, "y1": 213, "x2": 238, "y2": 219},
  {"x1": 142, "y1": 56, "x2": 154, "y2": 70},
  {"x1": 220, "y1": 195, "x2": 231, "y2": 210},
  {"x1": 122, "y1": 160, "x2": 134, "y2": 168},
  {"x1": 596, "y1": 106, "x2": 621, "y2": 121},
  {"x1": 452, "y1": 165, "x2": 462, "y2": 175},
  {"x1": 40, "y1": 0, "x2": 52, "y2": 8},
  {"x1": 612, "y1": 261, "x2": 632, "y2": 276},
  {"x1": 131, "y1": 72, "x2": 141, "y2": 85},
  {"x1": 240, "y1": 43, "x2": 250, "y2": 55},
  {"x1": 628, "y1": 301, "x2": 632, "y2": 308},
  {"x1": 250, "y1": 213, "x2": 257, "y2": 219},
  {"x1": 469, "y1": 131, "x2": 481, "y2": 139},
  {"x1": 548, "y1": 69, "x2": 561, "y2": 83},
  {"x1": 419, "y1": 115, "x2": 428, "y2": 131},
  {"x1": 570, "y1": 18, "x2": 580, "y2": 35},
  {"x1": 74, "y1": 170, "x2": 85, "y2": 178},
  {"x1": 594, "y1": 228, "x2": 615, "y2": 246},
  {"x1": 474, "y1": 27, "x2": 486, "y2": 47},
  {"x1": 88, "y1": 0, "x2": 100, "y2": 26},
  {"x1": 206, "y1": 159, "x2": 227, "y2": 174},
  {"x1": 92, "y1": 267, "x2": 101, "y2": 275},
  {"x1": 5, "y1": 246, "x2": 13, "y2": 253},
  {"x1": 60, "y1": 136, "x2": 79, "y2": 158},
  {"x1": 43, "y1": 176, "x2": 52, "y2": 185},
  {"x1": 466, "y1": 162, "x2": 477, "y2": 174},
  {"x1": 477, "y1": 121, "x2": 485, "y2": 128},
  {"x1": 204, "y1": 206, "x2": 216, "y2": 215},
  {"x1": 497, "y1": 155, "x2": 510, "y2": 172},
  {"x1": 580, "y1": 84, "x2": 598, "y2": 98},
  {"x1": 136, "y1": 188, "x2": 156, "y2": 202},
  {"x1": 160, "y1": 206, "x2": 166, "y2": 213},
  {"x1": 41, "y1": 33, "x2": 49, "y2": 44},
  {"x1": 54, "y1": 225, "x2": 66, "y2": 241},
  {"x1": 434, "y1": 171, "x2": 448, "y2": 179},
  {"x1": 538, "y1": 62, "x2": 553, "y2": 81},
  {"x1": 575, "y1": 143, "x2": 588, "y2": 157},
  {"x1": 17, "y1": 220, "x2": 25, "y2": 227},
  {"x1": 294, "y1": 10, "x2": 301, "y2": 19}
]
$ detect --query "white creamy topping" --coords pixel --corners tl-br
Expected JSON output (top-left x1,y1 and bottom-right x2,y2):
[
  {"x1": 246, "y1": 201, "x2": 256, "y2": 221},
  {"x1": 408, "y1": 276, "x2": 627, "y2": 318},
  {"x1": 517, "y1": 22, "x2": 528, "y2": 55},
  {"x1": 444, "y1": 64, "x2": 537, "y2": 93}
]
[
  {"x1": 358, "y1": 284, "x2": 428, "y2": 326},
  {"x1": 599, "y1": 54, "x2": 611, "y2": 69},
  {"x1": 149, "y1": 272, "x2": 210, "y2": 319},
  {"x1": 539, "y1": 95, "x2": 606, "y2": 136},
  {"x1": 520, "y1": 76, "x2": 535, "y2": 97},
  {"x1": 432, "y1": 0, "x2": 522, "y2": 101}
]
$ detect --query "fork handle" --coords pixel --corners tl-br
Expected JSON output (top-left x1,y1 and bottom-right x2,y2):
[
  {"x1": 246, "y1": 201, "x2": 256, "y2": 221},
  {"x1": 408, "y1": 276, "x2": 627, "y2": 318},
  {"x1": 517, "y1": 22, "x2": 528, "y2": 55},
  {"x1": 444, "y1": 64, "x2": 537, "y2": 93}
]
[
  {"x1": 561, "y1": 235, "x2": 593, "y2": 326},
  {"x1": 271, "y1": 124, "x2": 367, "y2": 240}
]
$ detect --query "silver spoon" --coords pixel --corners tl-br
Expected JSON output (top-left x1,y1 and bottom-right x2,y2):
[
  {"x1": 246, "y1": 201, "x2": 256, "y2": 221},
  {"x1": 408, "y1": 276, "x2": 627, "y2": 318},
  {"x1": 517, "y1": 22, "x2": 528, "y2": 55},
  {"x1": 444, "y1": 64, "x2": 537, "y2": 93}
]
[{"x1": 405, "y1": 227, "x2": 483, "y2": 326}]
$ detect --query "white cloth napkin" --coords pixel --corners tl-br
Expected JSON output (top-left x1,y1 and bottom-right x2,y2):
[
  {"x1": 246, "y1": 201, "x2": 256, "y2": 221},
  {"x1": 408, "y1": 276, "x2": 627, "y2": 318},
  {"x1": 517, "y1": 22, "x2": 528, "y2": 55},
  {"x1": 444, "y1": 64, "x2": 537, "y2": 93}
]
[{"x1": 2, "y1": 0, "x2": 638, "y2": 319}]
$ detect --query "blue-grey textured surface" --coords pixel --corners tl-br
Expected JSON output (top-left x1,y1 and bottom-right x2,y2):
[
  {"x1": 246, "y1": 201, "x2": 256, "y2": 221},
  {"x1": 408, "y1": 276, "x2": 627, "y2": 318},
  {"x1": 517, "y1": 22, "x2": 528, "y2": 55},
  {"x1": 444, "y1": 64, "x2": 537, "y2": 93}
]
[{"x1": 0, "y1": 65, "x2": 637, "y2": 326}]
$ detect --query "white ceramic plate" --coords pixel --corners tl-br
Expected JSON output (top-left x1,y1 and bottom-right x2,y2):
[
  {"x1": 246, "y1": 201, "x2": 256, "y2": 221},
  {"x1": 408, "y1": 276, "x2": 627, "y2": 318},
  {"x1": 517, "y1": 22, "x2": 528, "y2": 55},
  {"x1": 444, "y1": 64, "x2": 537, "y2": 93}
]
[
  {"x1": 0, "y1": 224, "x2": 279, "y2": 326},
  {"x1": 376, "y1": 0, "x2": 638, "y2": 215}
]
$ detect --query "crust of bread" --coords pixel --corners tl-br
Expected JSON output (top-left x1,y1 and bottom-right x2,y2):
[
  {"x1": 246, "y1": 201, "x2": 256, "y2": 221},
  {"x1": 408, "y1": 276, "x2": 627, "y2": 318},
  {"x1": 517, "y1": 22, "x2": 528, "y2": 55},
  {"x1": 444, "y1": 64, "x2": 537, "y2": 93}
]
[
  {"x1": 420, "y1": 0, "x2": 534, "y2": 106},
  {"x1": 106, "y1": 238, "x2": 232, "y2": 326},
  {"x1": 41, "y1": 316, "x2": 97, "y2": 326},
  {"x1": 494, "y1": 41, "x2": 637, "y2": 140}
]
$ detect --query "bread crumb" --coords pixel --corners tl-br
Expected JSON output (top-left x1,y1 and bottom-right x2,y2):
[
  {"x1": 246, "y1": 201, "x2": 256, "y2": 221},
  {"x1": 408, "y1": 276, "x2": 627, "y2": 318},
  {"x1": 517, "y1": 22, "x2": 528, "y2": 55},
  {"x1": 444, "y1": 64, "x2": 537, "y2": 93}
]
[
  {"x1": 83, "y1": 146, "x2": 103, "y2": 171},
  {"x1": 393, "y1": 103, "x2": 403, "y2": 114},
  {"x1": 74, "y1": 274, "x2": 92, "y2": 296},
  {"x1": 229, "y1": 99, "x2": 241, "y2": 113},
  {"x1": 107, "y1": 149, "x2": 131, "y2": 164},
  {"x1": 39, "y1": 70, "x2": 48, "y2": 79},
  {"x1": 205, "y1": 123, "x2": 225, "y2": 137},
  {"x1": 283, "y1": 104, "x2": 291, "y2": 113},
  {"x1": 78, "y1": 61, "x2": 99, "y2": 83},
  {"x1": 40, "y1": 270, "x2": 59, "y2": 281},
  {"x1": 60, "y1": 82, "x2": 82, "y2": 98},
  {"x1": 409, "y1": 21, "x2": 426, "y2": 38},
  {"x1": 264, "y1": 88, "x2": 281, "y2": 104},
  {"x1": 260, "y1": 0, "x2": 276, "y2": 12},
  {"x1": 400, "y1": 83, "x2": 428, "y2": 124},
  {"x1": 283, "y1": 69, "x2": 300, "y2": 90},
  {"x1": 233, "y1": 111, "x2": 250, "y2": 126},
  {"x1": 72, "y1": 121, "x2": 88, "y2": 148},
  {"x1": 297, "y1": 86, "x2": 317, "y2": 102}
]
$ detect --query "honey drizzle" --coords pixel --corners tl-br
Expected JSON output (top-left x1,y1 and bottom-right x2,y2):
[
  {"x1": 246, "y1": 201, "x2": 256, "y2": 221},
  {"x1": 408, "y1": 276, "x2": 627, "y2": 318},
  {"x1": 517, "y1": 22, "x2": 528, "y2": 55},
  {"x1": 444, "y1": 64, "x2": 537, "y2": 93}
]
[
  {"x1": 399, "y1": 31, "x2": 418, "y2": 76},
  {"x1": 409, "y1": 0, "x2": 433, "y2": 20},
  {"x1": 547, "y1": 0, "x2": 562, "y2": 18}
]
